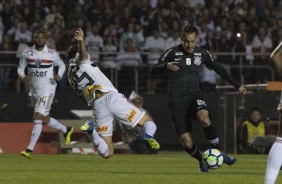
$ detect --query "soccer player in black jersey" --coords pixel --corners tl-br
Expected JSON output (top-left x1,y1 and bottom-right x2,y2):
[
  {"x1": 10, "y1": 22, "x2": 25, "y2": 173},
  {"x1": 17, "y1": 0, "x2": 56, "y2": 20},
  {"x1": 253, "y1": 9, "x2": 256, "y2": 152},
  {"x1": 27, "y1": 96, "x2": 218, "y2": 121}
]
[{"x1": 151, "y1": 25, "x2": 247, "y2": 172}]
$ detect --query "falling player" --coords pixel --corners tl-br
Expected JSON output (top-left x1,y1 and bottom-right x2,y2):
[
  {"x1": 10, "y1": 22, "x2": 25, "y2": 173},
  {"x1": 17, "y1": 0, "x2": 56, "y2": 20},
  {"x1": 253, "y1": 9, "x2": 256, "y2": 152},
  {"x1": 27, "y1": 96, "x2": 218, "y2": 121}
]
[{"x1": 67, "y1": 28, "x2": 160, "y2": 158}]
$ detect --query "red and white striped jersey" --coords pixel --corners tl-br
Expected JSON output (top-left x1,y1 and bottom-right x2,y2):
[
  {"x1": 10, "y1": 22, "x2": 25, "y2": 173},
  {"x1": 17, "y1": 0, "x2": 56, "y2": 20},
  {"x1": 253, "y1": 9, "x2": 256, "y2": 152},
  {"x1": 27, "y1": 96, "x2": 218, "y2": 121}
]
[{"x1": 17, "y1": 45, "x2": 65, "y2": 95}]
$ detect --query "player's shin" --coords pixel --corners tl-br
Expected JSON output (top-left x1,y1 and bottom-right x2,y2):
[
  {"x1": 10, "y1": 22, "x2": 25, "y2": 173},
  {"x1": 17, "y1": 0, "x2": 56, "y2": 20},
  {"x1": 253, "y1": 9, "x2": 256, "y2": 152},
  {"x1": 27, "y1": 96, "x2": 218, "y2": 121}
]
[
  {"x1": 143, "y1": 121, "x2": 157, "y2": 136},
  {"x1": 203, "y1": 123, "x2": 220, "y2": 149},
  {"x1": 27, "y1": 120, "x2": 43, "y2": 151},
  {"x1": 91, "y1": 129, "x2": 109, "y2": 158},
  {"x1": 265, "y1": 138, "x2": 282, "y2": 184},
  {"x1": 185, "y1": 143, "x2": 202, "y2": 163}
]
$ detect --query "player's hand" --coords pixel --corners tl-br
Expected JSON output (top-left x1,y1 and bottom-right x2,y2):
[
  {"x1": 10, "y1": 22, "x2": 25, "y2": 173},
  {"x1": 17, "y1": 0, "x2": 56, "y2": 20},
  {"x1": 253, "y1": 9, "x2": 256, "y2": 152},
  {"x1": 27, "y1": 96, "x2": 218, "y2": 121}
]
[
  {"x1": 238, "y1": 86, "x2": 247, "y2": 95},
  {"x1": 54, "y1": 74, "x2": 62, "y2": 81},
  {"x1": 167, "y1": 62, "x2": 179, "y2": 71},
  {"x1": 21, "y1": 75, "x2": 30, "y2": 82},
  {"x1": 74, "y1": 28, "x2": 84, "y2": 41},
  {"x1": 277, "y1": 103, "x2": 282, "y2": 112}
]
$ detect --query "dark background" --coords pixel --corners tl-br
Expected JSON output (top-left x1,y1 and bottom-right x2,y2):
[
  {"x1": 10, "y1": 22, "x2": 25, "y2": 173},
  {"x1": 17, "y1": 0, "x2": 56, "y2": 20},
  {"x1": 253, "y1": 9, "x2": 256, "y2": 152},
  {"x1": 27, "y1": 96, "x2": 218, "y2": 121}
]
[{"x1": 0, "y1": 91, "x2": 280, "y2": 153}]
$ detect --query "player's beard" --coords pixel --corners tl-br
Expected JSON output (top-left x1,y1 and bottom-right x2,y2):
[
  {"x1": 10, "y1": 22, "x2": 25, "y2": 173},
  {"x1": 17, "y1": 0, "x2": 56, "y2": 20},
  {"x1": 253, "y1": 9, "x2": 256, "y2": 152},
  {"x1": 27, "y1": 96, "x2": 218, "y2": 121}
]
[
  {"x1": 183, "y1": 43, "x2": 194, "y2": 53},
  {"x1": 35, "y1": 43, "x2": 45, "y2": 50}
]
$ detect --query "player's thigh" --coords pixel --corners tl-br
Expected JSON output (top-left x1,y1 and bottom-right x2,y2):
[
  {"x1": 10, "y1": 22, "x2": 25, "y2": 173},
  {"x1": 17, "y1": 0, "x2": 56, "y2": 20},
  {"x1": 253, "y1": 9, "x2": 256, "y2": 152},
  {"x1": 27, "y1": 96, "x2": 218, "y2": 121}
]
[
  {"x1": 34, "y1": 93, "x2": 55, "y2": 117},
  {"x1": 170, "y1": 100, "x2": 192, "y2": 135},
  {"x1": 93, "y1": 97, "x2": 115, "y2": 136},
  {"x1": 190, "y1": 96, "x2": 211, "y2": 121},
  {"x1": 106, "y1": 92, "x2": 146, "y2": 128}
]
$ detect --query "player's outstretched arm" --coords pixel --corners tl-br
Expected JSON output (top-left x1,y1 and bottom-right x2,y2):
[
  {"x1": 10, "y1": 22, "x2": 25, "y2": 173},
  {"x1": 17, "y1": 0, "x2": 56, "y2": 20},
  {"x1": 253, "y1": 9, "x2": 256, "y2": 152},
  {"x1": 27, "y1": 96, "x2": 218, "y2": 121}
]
[{"x1": 74, "y1": 28, "x2": 87, "y2": 62}]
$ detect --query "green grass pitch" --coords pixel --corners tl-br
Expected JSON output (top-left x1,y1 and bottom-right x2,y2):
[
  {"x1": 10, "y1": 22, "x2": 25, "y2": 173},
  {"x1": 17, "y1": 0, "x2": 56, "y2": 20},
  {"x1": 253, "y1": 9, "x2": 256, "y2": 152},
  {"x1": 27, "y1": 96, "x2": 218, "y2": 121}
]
[{"x1": 0, "y1": 152, "x2": 280, "y2": 184}]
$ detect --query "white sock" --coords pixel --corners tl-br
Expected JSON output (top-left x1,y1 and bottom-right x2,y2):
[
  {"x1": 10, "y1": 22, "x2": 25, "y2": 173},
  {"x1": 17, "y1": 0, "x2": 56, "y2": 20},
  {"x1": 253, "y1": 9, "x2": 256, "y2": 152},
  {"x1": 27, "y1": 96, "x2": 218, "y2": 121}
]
[
  {"x1": 27, "y1": 120, "x2": 42, "y2": 151},
  {"x1": 265, "y1": 137, "x2": 282, "y2": 184},
  {"x1": 143, "y1": 121, "x2": 156, "y2": 136},
  {"x1": 91, "y1": 129, "x2": 109, "y2": 157},
  {"x1": 46, "y1": 118, "x2": 67, "y2": 133}
]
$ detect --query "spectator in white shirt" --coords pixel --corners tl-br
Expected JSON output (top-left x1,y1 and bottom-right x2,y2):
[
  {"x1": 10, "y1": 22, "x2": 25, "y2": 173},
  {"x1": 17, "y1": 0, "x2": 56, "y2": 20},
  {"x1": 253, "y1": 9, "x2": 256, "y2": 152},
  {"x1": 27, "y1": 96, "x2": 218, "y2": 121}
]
[
  {"x1": 14, "y1": 21, "x2": 32, "y2": 58},
  {"x1": 117, "y1": 38, "x2": 142, "y2": 67},
  {"x1": 85, "y1": 25, "x2": 104, "y2": 64},
  {"x1": 144, "y1": 29, "x2": 166, "y2": 94},
  {"x1": 165, "y1": 31, "x2": 182, "y2": 50},
  {"x1": 144, "y1": 29, "x2": 166, "y2": 65},
  {"x1": 101, "y1": 35, "x2": 118, "y2": 69},
  {"x1": 119, "y1": 23, "x2": 139, "y2": 51}
]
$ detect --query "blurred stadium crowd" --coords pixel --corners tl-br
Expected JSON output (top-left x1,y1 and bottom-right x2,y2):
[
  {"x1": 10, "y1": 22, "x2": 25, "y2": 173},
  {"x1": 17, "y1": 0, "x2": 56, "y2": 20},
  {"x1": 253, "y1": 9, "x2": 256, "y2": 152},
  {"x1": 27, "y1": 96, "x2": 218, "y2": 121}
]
[{"x1": 0, "y1": 0, "x2": 282, "y2": 93}]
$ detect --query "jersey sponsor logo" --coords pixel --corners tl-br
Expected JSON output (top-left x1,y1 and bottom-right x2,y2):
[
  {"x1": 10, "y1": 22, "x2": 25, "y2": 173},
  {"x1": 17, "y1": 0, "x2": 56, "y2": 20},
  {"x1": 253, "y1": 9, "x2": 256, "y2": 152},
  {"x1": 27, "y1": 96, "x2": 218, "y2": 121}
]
[
  {"x1": 126, "y1": 109, "x2": 137, "y2": 122},
  {"x1": 175, "y1": 52, "x2": 183, "y2": 56},
  {"x1": 96, "y1": 126, "x2": 108, "y2": 133},
  {"x1": 84, "y1": 85, "x2": 102, "y2": 96},
  {"x1": 30, "y1": 70, "x2": 47, "y2": 77},
  {"x1": 186, "y1": 58, "x2": 191, "y2": 65},
  {"x1": 194, "y1": 55, "x2": 201, "y2": 65}
]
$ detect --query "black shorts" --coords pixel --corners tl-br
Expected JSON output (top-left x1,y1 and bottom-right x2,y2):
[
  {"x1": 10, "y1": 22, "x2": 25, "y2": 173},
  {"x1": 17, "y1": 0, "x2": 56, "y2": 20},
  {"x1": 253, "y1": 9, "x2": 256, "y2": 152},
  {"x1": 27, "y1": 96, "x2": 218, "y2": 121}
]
[{"x1": 169, "y1": 95, "x2": 209, "y2": 135}]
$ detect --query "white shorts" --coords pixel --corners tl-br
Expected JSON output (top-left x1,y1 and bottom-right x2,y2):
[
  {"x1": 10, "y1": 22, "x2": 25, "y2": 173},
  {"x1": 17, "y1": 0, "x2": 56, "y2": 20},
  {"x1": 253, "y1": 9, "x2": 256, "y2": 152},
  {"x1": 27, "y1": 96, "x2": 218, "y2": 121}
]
[
  {"x1": 92, "y1": 92, "x2": 146, "y2": 136},
  {"x1": 32, "y1": 93, "x2": 55, "y2": 116}
]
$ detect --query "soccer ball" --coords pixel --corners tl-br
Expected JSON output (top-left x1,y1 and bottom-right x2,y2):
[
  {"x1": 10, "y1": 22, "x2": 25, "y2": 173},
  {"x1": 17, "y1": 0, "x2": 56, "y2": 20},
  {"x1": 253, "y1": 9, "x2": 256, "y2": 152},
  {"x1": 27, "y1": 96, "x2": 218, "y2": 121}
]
[{"x1": 203, "y1": 148, "x2": 223, "y2": 169}]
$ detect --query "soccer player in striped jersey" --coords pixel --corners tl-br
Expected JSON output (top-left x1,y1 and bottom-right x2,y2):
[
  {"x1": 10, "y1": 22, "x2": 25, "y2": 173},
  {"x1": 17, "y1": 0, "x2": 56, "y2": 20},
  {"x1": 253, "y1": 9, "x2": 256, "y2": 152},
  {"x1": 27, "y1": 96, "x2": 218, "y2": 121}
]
[
  {"x1": 265, "y1": 42, "x2": 282, "y2": 184},
  {"x1": 67, "y1": 28, "x2": 160, "y2": 158},
  {"x1": 17, "y1": 30, "x2": 73, "y2": 159}
]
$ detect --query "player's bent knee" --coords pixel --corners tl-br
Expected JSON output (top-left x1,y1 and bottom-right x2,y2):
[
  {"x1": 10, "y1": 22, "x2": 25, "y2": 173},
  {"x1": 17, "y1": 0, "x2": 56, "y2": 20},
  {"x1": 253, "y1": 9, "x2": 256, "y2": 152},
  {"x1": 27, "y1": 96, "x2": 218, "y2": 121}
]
[
  {"x1": 137, "y1": 113, "x2": 152, "y2": 126},
  {"x1": 202, "y1": 120, "x2": 211, "y2": 127}
]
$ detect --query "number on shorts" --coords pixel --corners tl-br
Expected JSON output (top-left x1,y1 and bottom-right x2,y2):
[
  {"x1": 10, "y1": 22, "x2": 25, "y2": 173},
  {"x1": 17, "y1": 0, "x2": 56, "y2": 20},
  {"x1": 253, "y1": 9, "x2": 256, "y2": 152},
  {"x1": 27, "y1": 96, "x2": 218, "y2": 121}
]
[{"x1": 197, "y1": 99, "x2": 206, "y2": 106}]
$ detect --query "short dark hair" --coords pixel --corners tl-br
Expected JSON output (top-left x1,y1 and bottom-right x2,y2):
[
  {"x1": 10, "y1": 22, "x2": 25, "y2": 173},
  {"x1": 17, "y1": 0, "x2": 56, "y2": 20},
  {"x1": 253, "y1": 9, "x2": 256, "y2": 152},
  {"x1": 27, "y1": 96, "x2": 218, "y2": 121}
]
[
  {"x1": 181, "y1": 25, "x2": 198, "y2": 37},
  {"x1": 66, "y1": 45, "x2": 78, "y2": 61},
  {"x1": 33, "y1": 30, "x2": 46, "y2": 36},
  {"x1": 250, "y1": 107, "x2": 261, "y2": 113}
]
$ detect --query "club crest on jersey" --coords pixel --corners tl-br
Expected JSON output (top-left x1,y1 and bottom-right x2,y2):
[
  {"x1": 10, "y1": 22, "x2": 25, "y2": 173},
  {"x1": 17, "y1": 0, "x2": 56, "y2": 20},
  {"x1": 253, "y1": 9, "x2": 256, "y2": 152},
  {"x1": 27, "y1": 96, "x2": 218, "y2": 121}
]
[
  {"x1": 194, "y1": 54, "x2": 201, "y2": 66},
  {"x1": 35, "y1": 60, "x2": 42, "y2": 67}
]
